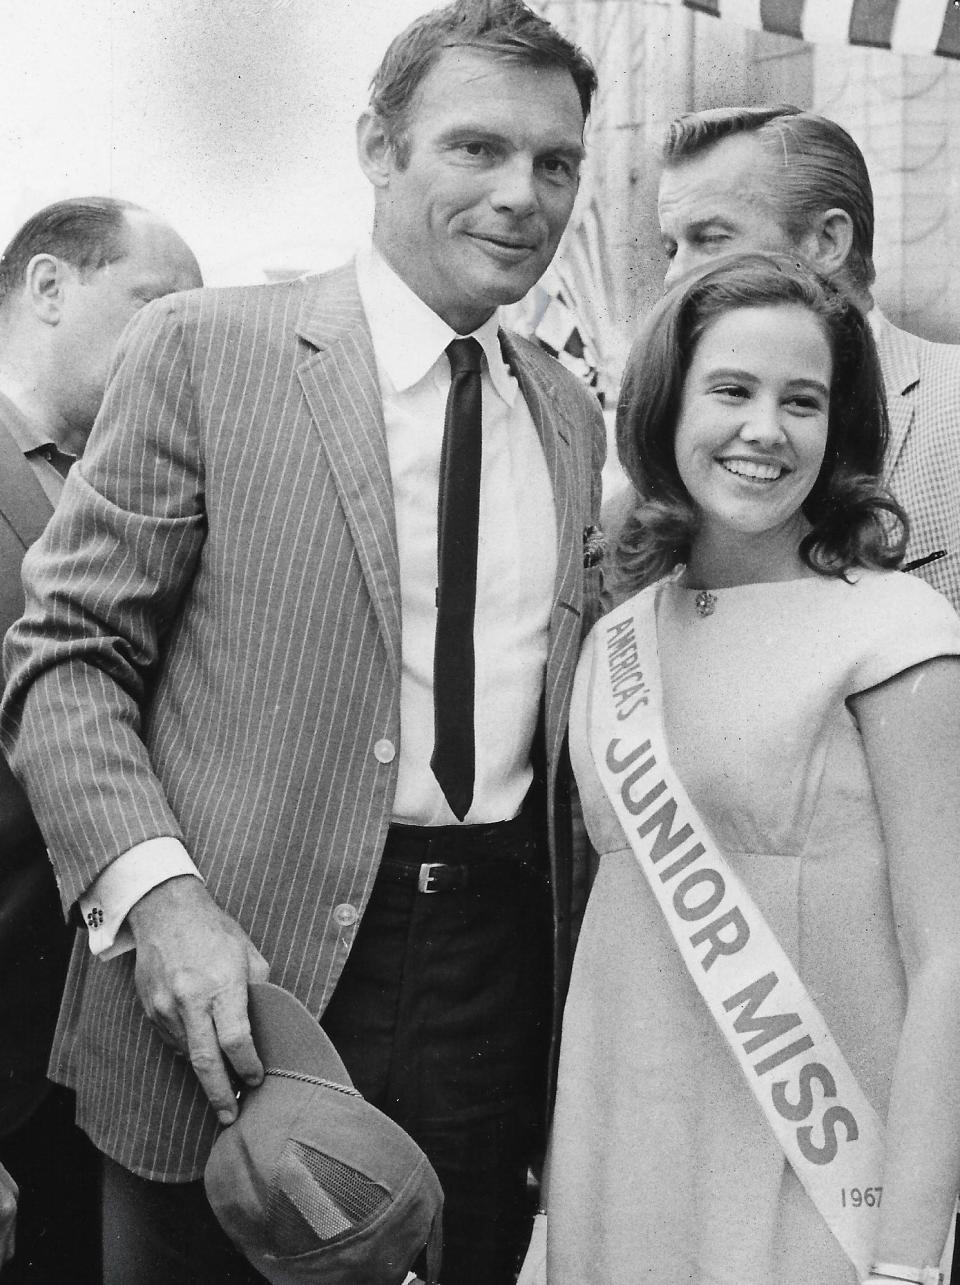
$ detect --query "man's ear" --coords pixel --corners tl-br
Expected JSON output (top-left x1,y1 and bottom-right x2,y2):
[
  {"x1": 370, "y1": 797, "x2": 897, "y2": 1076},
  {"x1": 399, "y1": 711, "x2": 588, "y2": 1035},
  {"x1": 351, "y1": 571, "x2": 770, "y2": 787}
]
[
  {"x1": 356, "y1": 110, "x2": 395, "y2": 189},
  {"x1": 24, "y1": 253, "x2": 70, "y2": 324},
  {"x1": 795, "y1": 208, "x2": 854, "y2": 280}
]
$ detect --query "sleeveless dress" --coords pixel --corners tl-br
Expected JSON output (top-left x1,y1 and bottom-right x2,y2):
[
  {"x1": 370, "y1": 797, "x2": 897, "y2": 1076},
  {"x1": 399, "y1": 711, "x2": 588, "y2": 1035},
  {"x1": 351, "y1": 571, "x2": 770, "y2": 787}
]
[{"x1": 548, "y1": 570, "x2": 960, "y2": 1285}]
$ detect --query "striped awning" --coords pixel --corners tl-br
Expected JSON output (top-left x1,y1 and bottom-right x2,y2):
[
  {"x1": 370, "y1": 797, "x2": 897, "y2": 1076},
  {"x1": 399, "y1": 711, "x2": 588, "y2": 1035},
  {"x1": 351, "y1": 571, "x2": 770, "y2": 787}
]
[{"x1": 680, "y1": 0, "x2": 960, "y2": 60}]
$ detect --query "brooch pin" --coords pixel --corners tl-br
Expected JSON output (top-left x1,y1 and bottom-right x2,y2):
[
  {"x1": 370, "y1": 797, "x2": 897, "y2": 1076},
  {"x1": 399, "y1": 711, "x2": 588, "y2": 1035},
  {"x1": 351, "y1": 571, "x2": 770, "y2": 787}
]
[
  {"x1": 582, "y1": 525, "x2": 606, "y2": 569},
  {"x1": 694, "y1": 590, "x2": 717, "y2": 618}
]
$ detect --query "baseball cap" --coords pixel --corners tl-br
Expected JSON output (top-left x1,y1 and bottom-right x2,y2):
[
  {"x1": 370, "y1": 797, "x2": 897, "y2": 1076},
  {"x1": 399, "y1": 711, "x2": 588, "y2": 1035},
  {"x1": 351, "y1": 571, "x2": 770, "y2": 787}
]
[{"x1": 204, "y1": 982, "x2": 443, "y2": 1285}]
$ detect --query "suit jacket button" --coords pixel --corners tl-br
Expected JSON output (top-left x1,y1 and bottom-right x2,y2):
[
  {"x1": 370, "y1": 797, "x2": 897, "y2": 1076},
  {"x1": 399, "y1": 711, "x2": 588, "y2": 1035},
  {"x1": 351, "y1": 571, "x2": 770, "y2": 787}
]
[
  {"x1": 373, "y1": 738, "x2": 396, "y2": 763},
  {"x1": 333, "y1": 903, "x2": 358, "y2": 928}
]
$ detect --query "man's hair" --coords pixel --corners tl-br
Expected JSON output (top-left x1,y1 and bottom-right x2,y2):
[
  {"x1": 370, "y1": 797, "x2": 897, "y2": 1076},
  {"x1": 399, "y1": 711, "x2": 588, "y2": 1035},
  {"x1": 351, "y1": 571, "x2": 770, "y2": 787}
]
[
  {"x1": 663, "y1": 105, "x2": 876, "y2": 292},
  {"x1": 614, "y1": 251, "x2": 906, "y2": 589},
  {"x1": 369, "y1": 0, "x2": 597, "y2": 167},
  {"x1": 0, "y1": 196, "x2": 142, "y2": 307}
]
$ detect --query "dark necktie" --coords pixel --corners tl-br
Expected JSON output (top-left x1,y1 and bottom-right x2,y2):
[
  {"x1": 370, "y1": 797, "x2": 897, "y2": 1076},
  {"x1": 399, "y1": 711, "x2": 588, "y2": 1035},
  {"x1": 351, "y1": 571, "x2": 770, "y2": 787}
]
[{"x1": 430, "y1": 337, "x2": 483, "y2": 821}]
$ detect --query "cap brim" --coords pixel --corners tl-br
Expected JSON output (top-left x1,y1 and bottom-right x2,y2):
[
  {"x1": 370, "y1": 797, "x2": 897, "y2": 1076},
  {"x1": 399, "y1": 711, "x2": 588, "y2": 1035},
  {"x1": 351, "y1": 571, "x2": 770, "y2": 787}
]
[{"x1": 247, "y1": 983, "x2": 354, "y2": 1090}]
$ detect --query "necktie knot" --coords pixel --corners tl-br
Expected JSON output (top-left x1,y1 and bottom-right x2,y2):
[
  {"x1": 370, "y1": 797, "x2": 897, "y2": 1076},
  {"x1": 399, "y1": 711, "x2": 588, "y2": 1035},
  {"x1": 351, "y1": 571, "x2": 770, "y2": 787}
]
[{"x1": 446, "y1": 336, "x2": 483, "y2": 376}]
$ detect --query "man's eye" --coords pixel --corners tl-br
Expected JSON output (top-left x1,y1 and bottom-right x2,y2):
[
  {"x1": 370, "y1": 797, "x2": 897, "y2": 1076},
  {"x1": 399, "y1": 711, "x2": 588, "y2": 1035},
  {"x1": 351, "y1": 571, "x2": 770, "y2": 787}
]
[
  {"x1": 715, "y1": 385, "x2": 747, "y2": 399},
  {"x1": 542, "y1": 156, "x2": 574, "y2": 180},
  {"x1": 460, "y1": 141, "x2": 491, "y2": 158}
]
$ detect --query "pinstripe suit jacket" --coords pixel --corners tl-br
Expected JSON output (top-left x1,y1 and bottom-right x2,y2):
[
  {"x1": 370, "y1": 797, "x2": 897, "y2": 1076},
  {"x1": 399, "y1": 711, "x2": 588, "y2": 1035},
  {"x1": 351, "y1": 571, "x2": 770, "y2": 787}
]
[
  {"x1": 0, "y1": 263, "x2": 605, "y2": 1180},
  {"x1": 873, "y1": 312, "x2": 960, "y2": 611}
]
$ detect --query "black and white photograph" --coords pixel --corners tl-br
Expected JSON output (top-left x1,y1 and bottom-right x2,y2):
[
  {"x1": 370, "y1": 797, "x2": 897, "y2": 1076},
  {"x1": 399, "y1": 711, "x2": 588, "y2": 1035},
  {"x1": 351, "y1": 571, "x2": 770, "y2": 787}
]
[{"x1": 1, "y1": 2, "x2": 959, "y2": 1282}]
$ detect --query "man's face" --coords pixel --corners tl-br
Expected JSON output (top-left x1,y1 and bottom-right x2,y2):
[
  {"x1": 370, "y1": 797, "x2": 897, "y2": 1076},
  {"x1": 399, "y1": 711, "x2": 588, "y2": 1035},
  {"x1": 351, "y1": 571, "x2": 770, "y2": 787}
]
[
  {"x1": 658, "y1": 134, "x2": 800, "y2": 289},
  {"x1": 56, "y1": 210, "x2": 202, "y2": 439},
  {"x1": 366, "y1": 48, "x2": 585, "y2": 334}
]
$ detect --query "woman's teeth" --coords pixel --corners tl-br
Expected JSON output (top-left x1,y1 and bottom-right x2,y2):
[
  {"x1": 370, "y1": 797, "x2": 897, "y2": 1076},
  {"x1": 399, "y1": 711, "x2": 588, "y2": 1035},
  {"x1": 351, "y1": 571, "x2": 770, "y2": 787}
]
[{"x1": 720, "y1": 458, "x2": 782, "y2": 481}]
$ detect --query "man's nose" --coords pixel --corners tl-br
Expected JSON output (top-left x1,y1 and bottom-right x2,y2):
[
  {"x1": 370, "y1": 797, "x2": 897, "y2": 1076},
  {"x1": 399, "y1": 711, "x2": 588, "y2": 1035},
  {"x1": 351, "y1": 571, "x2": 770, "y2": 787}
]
[
  {"x1": 490, "y1": 156, "x2": 538, "y2": 216},
  {"x1": 663, "y1": 248, "x2": 693, "y2": 290}
]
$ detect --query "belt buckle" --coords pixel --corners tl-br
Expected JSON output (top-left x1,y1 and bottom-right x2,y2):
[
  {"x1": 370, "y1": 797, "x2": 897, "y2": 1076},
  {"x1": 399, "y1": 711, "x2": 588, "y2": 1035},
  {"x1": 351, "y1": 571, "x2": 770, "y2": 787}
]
[{"x1": 417, "y1": 862, "x2": 445, "y2": 894}]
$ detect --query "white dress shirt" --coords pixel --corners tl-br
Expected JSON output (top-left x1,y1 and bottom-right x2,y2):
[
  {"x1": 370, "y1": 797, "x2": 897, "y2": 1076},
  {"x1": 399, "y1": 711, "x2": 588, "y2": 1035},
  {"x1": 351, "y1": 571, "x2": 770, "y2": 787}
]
[
  {"x1": 81, "y1": 247, "x2": 557, "y2": 956},
  {"x1": 0, "y1": 388, "x2": 76, "y2": 501},
  {"x1": 356, "y1": 247, "x2": 557, "y2": 825}
]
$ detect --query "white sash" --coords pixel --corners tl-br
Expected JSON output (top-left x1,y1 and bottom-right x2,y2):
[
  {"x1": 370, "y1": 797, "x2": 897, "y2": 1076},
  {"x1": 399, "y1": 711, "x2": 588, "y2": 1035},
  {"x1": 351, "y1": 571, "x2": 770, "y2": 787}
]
[{"x1": 588, "y1": 584, "x2": 886, "y2": 1280}]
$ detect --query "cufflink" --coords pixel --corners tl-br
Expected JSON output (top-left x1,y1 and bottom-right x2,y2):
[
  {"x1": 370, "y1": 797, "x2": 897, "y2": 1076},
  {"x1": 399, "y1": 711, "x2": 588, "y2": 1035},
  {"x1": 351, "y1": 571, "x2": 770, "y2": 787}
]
[
  {"x1": 583, "y1": 524, "x2": 606, "y2": 568},
  {"x1": 86, "y1": 906, "x2": 104, "y2": 929}
]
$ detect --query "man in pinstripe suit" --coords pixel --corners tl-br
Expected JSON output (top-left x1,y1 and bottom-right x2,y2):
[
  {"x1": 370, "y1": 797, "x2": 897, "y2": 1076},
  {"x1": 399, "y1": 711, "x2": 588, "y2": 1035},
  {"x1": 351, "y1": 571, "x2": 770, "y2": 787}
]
[
  {"x1": 1, "y1": 3, "x2": 603, "y2": 1282},
  {"x1": 650, "y1": 105, "x2": 960, "y2": 611},
  {"x1": 0, "y1": 197, "x2": 200, "y2": 1285}
]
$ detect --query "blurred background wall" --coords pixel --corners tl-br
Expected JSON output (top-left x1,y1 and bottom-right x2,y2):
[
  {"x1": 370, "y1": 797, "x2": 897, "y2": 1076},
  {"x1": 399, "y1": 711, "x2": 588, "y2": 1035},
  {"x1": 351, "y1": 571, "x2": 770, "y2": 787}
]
[
  {"x1": 0, "y1": 0, "x2": 431, "y2": 285},
  {"x1": 534, "y1": 0, "x2": 960, "y2": 393},
  {"x1": 2, "y1": 0, "x2": 958, "y2": 379}
]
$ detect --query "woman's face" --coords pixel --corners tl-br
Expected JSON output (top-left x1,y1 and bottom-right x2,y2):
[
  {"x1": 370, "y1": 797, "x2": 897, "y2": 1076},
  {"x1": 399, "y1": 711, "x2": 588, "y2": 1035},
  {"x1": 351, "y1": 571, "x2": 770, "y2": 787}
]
[{"x1": 674, "y1": 303, "x2": 832, "y2": 552}]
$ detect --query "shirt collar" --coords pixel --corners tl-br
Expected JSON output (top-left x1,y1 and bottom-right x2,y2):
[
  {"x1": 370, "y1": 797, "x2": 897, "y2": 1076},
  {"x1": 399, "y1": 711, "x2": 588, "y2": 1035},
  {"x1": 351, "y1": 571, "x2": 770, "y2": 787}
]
[
  {"x1": 355, "y1": 246, "x2": 518, "y2": 407},
  {"x1": 0, "y1": 387, "x2": 75, "y2": 466}
]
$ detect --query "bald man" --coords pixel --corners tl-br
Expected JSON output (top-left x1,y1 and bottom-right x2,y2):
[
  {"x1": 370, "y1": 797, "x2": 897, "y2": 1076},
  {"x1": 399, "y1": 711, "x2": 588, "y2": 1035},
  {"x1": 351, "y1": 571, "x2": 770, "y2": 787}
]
[{"x1": 0, "y1": 195, "x2": 200, "y2": 1285}]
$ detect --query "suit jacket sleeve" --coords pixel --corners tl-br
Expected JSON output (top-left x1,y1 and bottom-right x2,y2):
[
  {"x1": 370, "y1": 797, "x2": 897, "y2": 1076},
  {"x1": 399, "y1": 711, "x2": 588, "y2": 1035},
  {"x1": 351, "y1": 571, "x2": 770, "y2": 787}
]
[{"x1": 0, "y1": 298, "x2": 206, "y2": 911}]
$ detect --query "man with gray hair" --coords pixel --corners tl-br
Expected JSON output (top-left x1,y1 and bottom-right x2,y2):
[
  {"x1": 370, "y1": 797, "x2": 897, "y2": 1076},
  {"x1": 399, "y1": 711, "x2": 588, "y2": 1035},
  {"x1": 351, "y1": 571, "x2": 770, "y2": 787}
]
[
  {"x1": 651, "y1": 104, "x2": 960, "y2": 609},
  {"x1": 0, "y1": 195, "x2": 200, "y2": 1284}
]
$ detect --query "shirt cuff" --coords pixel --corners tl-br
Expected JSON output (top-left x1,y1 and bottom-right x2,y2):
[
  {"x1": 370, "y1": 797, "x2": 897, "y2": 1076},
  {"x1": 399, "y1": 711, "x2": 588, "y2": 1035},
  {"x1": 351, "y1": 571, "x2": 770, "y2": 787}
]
[{"x1": 79, "y1": 838, "x2": 202, "y2": 960}]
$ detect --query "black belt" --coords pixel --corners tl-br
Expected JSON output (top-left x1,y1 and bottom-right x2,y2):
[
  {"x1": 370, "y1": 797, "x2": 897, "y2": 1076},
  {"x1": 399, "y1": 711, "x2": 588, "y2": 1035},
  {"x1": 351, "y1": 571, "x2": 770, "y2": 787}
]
[{"x1": 379, "y1": 808, "x2": 544, "y2": 894}]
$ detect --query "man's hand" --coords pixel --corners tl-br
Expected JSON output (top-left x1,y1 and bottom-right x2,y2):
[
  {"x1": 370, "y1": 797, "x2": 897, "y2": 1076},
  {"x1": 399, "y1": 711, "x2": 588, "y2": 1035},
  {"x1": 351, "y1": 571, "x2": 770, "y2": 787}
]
[
  {"x1": 0, "y1": 1160, "x2": 17, "y2": 1270},
  {"x1": 127, "y1": 875, "x2": 270, "y2": 1125}
]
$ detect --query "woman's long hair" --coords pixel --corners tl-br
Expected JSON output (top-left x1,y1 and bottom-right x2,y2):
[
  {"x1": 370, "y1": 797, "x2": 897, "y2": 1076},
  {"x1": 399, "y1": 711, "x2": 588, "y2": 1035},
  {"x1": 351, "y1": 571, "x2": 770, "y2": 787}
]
[{"x1": 614, "y1": 251, "x2": 907, "y2": 590}]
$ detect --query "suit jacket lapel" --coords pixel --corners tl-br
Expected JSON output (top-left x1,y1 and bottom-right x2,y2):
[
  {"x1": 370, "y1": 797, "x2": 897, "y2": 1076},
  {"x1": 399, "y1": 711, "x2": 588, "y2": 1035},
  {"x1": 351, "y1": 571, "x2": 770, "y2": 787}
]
[
  {"x1": 293, "y1": 294, "x2": 586, "y2": 708},
  {"x1": 0, "y1": 418, "x2": 55, "y2": 548},
  {"x1": 501, "y1": 332, "x2": 581, "y2": 615},
  {"x1": 873, "y1": 313, "x2": 919, "y2": 481},
  {"x1": 501, "y1": 332, "x2": 583, "y2": 766},
  {"x1": 295, "y1": 267, "x2": 402, "y2": 676}
]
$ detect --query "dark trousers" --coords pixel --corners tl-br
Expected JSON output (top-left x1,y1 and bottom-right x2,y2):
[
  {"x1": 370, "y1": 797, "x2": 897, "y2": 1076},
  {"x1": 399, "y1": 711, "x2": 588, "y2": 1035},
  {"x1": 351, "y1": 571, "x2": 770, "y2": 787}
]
[
  {"x1": 0, "y1": 1085, "x2": 101, "y2": 1285},
  {"x1": 323, "y1": 818, "x2": 552, "y2": 1285},
  {"x1": 102, "y1": 1156, "x2": 267, "y2": 1285},
  {"x1": 102, "y1": 814, "x2": 552, "y2": 1285}
]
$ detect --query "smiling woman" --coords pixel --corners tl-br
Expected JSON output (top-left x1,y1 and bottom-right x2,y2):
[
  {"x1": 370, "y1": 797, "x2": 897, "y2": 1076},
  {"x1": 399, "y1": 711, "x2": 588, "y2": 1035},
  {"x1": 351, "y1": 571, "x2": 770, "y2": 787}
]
[
  {"x1": 526, "y1": 250, "x2": 960, "y2": 1285},
  {"x1": 672, "y1": 301, "x2": 832, "y2": 581},
  {"x1": 613, "y1": 251, "x2": 905, "y2": 591}
]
